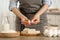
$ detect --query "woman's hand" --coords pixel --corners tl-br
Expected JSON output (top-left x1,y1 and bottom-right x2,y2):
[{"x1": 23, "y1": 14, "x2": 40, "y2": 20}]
[
  {"x1": 31, "y1": 15, "x2": 40, "y2": 24},
  {"x1": 21, "y1": 17, "x2": 31, "y2": 27}
]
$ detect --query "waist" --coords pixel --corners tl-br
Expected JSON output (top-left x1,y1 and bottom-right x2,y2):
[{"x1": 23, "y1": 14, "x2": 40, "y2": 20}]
[{"x1": 20, "y1": 8, "x2": 38, "y2": 14}]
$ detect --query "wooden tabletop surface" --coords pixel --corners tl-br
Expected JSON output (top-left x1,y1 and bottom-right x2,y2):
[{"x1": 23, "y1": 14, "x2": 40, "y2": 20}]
[{"x1": 0, "y1": 35, "x2": 60, "y2": 40}]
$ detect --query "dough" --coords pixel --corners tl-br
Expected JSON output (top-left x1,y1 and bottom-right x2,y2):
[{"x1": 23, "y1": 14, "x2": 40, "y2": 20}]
[{"x1": 21, "y1": 28, "x2": 40, "y2": 34}]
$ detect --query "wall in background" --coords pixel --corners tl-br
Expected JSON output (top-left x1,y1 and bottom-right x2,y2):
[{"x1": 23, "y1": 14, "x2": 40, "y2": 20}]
[
  {"x1": 49, "y1": 0, "x2": 60, "y2": 9},
  {"x1": 0, "y1": 0, "x2": 16, "y2": 31}
]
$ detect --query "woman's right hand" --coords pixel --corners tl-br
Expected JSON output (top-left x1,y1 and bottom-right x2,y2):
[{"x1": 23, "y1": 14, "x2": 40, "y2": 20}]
[{"x1": 21, "y1": 17, "x2": 31, "y2": 27}]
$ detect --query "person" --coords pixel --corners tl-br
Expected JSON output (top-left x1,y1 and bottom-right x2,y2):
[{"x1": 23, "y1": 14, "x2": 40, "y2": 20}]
[{"x1": 9, "y1": 0, "x2": 52, "y2": 34}]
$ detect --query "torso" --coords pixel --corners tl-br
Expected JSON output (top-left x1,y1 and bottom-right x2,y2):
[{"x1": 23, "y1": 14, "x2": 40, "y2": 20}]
[{"x1": 19, "y1": 0, "x2": 43, "y2": 13}]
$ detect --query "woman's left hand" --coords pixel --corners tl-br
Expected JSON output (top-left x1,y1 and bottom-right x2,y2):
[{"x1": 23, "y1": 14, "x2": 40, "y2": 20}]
[{"x1": 31, "y1": 15, "x2": 40, "y2": 24}]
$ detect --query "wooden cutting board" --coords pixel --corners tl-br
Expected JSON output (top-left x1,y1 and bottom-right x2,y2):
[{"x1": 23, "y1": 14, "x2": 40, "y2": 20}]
[
  {"x1": 0, "y1": 31, "x2": 20, "y2": 38},
  {"x1": 20, "y1": 32, "x2": 40, "y2": 36}
]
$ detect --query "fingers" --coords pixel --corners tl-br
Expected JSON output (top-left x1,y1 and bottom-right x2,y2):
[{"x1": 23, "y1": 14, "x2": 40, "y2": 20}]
[
  {"x1": 21, "y1": 20, "x2": 31, "y2": 27},
  {"x1": 31, "y1": 20, "x2": 37, "y2": 24},
  {"x1": 21, "y1": 18, "x2": 40, "y2": 26},
  {"x1": 25, "y1": 20, "x2": 31, "y2": 26},
  {"x1": 31, "y1": 19, "x2": 40, "y2": 25}
]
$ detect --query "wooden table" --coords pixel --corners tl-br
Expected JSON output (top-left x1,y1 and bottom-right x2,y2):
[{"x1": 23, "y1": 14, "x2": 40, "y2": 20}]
[{"x1": 0, "y1": 35, "x2": 60, "y2": 40}]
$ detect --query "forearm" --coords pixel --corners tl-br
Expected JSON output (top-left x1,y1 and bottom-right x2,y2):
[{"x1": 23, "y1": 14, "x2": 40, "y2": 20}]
[
  {"x1": 11, "y1": 7, "x2": 27, "y2": 20},
  {"x1": 36, "y1": 4, "x2": 49, "y2": 16}
]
